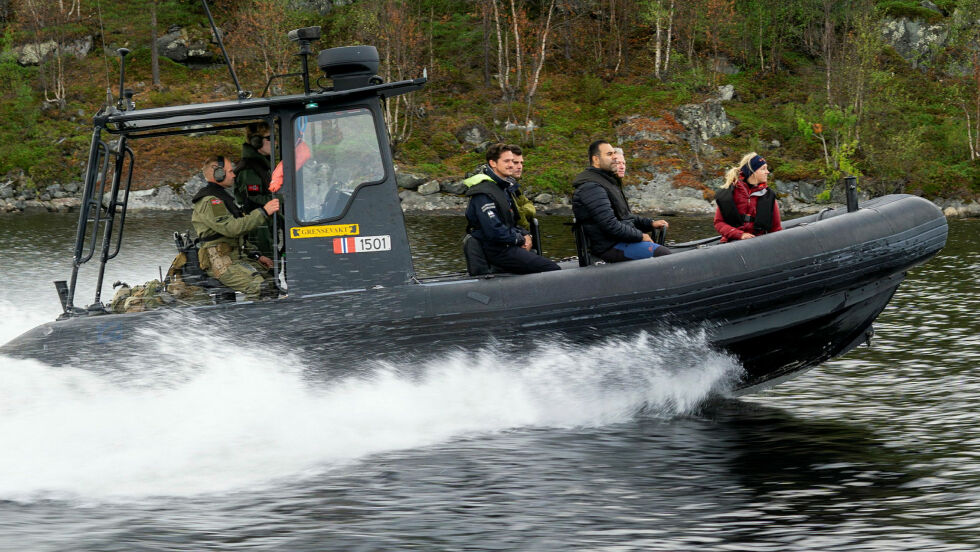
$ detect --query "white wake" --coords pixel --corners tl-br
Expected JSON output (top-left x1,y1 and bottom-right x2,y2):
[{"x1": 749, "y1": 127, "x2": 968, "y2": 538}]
[{"x1": 0, "y1": 311, "x2": 741, "y2": 502}]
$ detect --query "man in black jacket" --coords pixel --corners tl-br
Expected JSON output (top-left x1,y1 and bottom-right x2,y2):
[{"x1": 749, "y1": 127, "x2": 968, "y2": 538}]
[
  {"x1": 233, "y1": 122, "x2": 277, "y2": 259},
  {"x1": 464, "y1": 143, "x2": 560, "y2": 274},
  {"x1": 571, "y1": 140, "x2": 672, "y2": 262}
]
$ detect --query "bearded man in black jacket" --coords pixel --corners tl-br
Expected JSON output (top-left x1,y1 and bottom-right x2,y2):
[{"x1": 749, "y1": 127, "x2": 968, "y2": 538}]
[{"x1": 571, "y1": 140, "x2": 672, "y2": 262}]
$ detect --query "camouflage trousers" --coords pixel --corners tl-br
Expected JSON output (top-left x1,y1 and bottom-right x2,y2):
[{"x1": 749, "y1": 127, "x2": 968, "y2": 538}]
[{"x1": 210, "y1": 258, "x2": 277, "y2": 301}]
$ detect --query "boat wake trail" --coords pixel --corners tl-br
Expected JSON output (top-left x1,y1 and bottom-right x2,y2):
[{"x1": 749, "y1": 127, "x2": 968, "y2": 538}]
[{"x1": 0, "y1": 323, "x2": 741, "y2": 502}]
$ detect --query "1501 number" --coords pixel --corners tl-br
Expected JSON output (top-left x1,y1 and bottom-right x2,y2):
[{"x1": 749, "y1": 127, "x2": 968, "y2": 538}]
[{"x1": 355, "y1": 235, "x2": 391, "y2": 252}]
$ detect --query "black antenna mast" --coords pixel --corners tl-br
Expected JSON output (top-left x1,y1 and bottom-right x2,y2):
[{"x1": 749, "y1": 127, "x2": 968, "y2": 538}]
[
  {"x1": 201, "y1": 0, "x2": 251, "y2": 99},
  {"x1": 116, "y1": 47, "x2": 131, "y2": 110}
]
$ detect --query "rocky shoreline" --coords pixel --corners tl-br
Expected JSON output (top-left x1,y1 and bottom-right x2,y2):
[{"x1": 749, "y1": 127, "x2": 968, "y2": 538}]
[
  {"x1": 7, "y1": 79, "x2": 978, "y2": 219},
  {"x1": 3, "y1": 170, "x2": 978, "y2": 219}
]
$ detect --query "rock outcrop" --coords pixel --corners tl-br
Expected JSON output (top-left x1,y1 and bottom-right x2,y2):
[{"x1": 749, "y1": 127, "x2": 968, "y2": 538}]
[
  {"x1": 455, "y1": 124, "x2": 493, "y2": 150},
  {"x1": 881, "y1": 16, "x2": 948, "y2": 69},
  {"x1": 15, "y1": 37, "x2": 93, "y2": 65},
  {"x1": 155, "y1": 25, "x2": 219, "y2": 64},
  {"x1": 395, "y1": 172, "x2": 428, "y2": 190},
  {"x1": 936, "y1": 198, "x2": 980, "y2": 218},
  {"x1": 625, "y1": 171, "x2": 715, "y2": 215},
  {"x1": 674, "y1": 99, "x2": 735, "y2": 153},
  {"x1": 117, "y1": 186, "x2": 187, "y2": 211}
]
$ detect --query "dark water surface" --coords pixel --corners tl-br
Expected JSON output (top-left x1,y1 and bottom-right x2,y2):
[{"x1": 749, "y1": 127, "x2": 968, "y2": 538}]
[{"x1": 0, "y1": 212, "x2": 977, "y2": 551}]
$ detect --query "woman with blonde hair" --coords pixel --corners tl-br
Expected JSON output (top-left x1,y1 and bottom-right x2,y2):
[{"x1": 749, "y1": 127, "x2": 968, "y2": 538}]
[{"x1": 714, "y1": 152, "x2": 782, "y2": 242}]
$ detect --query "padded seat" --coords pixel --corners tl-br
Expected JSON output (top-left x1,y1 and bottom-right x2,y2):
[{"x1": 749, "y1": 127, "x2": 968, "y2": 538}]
[{"x1": 462, "y1": 234, "x2": 500, "y2": 276}]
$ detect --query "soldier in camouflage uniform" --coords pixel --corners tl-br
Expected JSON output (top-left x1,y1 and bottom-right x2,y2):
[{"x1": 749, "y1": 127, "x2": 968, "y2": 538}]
[
  {"x1": 233, "y1": 122, "x2": 278, "y2": 259},
  {"x1": 192, "y1": 155, "x2": 281, "y2": 301}
]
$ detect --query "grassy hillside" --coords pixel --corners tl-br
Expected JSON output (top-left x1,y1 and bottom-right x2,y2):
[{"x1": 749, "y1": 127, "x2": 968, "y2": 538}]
[{"x1": 1, "y1": 0, "x2": 978, "y2": 201}]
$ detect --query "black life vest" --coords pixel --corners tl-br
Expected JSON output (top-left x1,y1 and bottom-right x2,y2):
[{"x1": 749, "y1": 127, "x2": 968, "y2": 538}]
[
  {"x1": 192, "y1": 182, "x2": 245, "y2": 242},
  {"x1": 715, "y1": 184, "x2": 775, "y2": 234},
  {"x1": 193, "y1": 182, "x2": 243, "y2": 216},
  {"x1": 464, "y1": 177, "x2": 518, "y2": 232}
]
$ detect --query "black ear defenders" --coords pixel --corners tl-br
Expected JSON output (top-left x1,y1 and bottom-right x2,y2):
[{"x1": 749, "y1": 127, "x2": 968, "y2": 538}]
[
  {"x1": 213, "y1": 155, "x2": 226, "y2": 183},
  {"x1": 247, "y1": 123, "x2": 269, "y2": 149}
]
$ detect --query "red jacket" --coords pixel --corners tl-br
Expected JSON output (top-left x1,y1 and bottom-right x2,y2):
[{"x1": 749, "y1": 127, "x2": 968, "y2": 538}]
[{"x1": 713, "y1": 176, "x2": 782, "y2": 242}]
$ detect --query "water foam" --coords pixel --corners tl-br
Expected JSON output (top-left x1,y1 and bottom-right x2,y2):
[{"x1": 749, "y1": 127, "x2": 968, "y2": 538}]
[
  {"x1": 0, "y1": 298, "x2": 55, "y2": 346},
  {"x1": 0, "y1": 326, "x2": 741, "y2": 502}
]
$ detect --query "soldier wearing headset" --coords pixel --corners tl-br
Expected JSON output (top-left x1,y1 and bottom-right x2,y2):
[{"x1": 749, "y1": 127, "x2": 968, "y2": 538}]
[
  {"x1": 233, "y1": 122, "x2": 278, "y2": 259},
  {"x1": 191, "y1": 155, "x2": 281, "y2": 301}
]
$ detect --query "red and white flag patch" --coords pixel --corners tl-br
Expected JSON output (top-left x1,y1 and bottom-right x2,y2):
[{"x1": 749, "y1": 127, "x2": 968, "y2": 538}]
[{"x1": 333, "y1": 237, "x2": 356, "y2": 254}]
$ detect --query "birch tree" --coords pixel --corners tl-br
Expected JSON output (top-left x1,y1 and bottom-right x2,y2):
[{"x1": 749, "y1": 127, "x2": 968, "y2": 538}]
[
  {"x1": 340, "y1": 0, "x2": 424, "y2": 152},
  {"x1": 642, "y1": 0, "x2": 674, "y2": 79},
  {"x1": 14, "y1": 0, "x2": 81, "y2": 108},
  {"x1": 670, "y1": 0, "x2": 714, "y2": 68},
  {"x1": 479, "y1": 0, "x2": 493, "y2": 86},
  {"x1": 961, "y1": 64, "x2": 980, "y2": 161},
  {"x1": 947, "y1": 0, "x2": 980, "y2": 161},
  {"x1": 377, "y1": 0, "x2": 424, "y2": 150},
  {"x1": 489, "y1": 0, "x2": 557, "y2": 143},
  {"x1": 817, "y1": 0, "x2": 848, "y2": 106}
]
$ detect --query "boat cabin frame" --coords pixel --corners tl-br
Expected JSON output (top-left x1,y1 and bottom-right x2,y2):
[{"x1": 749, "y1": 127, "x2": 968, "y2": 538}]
[{"x1": 60, "y1": 34, "x2": 426, "y2": 318}]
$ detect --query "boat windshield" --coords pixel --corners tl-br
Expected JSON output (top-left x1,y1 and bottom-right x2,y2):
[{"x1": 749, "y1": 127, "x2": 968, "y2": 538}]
[{"x1": 293, "y1": 107, "x2": 386, "y2": 222}]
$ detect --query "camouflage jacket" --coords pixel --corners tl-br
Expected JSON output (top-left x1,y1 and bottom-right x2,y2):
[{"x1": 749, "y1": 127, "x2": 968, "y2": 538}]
[{"x1": 191, "y1": 182, "x2": 267, "y2": 259}]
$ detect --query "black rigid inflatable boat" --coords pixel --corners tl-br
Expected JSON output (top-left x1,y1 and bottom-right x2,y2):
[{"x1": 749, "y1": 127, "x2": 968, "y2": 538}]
[{"x1": 0, "y1": 26, "x2": 948, "y2": 394}]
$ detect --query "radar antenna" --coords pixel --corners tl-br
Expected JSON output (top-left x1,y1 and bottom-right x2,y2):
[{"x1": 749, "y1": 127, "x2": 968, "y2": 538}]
[{"x1": 201, "y1": 0, "x2": 251, "y2": 99}]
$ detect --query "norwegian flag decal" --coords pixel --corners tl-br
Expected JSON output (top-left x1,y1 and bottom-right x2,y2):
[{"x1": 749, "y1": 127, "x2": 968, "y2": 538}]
[{"x1": 333, "y1": 237, "x2": 356, "y2": 254}]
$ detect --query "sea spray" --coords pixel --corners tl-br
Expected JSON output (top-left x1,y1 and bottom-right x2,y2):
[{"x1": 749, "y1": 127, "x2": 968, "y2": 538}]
[
  {"x1": 0, "y1": 299, "x2": 54, "y2": 347},
  {"x1": 0, "y1": 325, "x2": 741, "y2": 502}
]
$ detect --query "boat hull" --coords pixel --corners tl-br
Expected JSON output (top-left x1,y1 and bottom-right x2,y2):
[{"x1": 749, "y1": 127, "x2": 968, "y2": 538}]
[{"x1": 1, "y1": 195, "x2": 947, "y2": 393}]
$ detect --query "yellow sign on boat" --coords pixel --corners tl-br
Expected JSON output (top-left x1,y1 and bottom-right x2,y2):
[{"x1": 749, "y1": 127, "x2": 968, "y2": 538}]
[{"x1": 289, "y1": 224, "x2": 360, "y2": 239}]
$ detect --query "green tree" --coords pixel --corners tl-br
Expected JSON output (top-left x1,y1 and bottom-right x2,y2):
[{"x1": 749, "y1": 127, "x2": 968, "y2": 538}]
[
  {"x1": 735, "y1": 0, "x2": 814, "y2": 72},
  {"x1": 0, "y1": 28, "x2": 45, "y2": 179},
  {"x1": 640, "y1": 0, "x2": 674, "y2": 79},
  {"x1": 797, "y1": 105, "x2": 861, "y2": 187}
]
